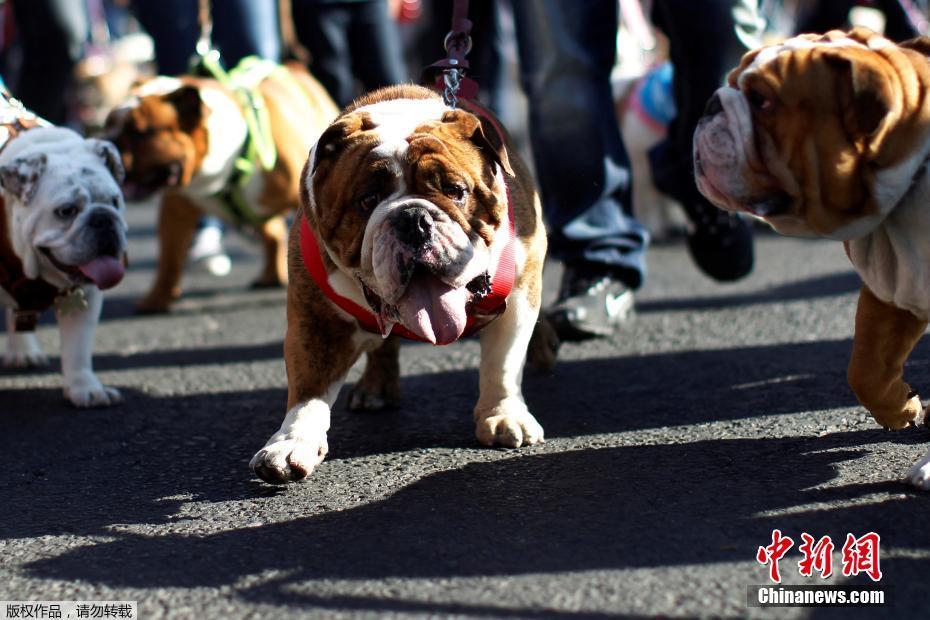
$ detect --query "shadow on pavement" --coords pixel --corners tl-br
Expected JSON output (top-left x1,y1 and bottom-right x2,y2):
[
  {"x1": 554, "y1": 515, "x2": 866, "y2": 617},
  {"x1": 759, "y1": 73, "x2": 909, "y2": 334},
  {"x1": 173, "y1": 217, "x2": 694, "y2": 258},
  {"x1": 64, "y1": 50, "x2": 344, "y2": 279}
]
[
  {"x1": 12, "y1": 430, "x2": 930, "y2": 605},
  {"x1": 4, "y1": 335, "x2": 930, "y2": 614},
  {"x1": 636, "y1": 271, "x2": 862, "y2": 313}
]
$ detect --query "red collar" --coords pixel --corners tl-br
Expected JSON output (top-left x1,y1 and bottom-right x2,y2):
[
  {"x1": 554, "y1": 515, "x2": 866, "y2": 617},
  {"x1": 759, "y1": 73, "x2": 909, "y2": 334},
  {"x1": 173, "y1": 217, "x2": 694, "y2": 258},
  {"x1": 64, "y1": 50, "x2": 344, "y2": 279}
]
[{"x1": 300, "y1": 180, "x2": 515, "y2": 344}]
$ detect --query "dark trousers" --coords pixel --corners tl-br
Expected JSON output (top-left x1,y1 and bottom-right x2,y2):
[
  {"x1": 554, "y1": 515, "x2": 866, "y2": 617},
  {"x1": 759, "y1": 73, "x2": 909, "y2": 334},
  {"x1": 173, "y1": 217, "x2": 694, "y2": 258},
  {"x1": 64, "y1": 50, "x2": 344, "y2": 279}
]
[
  {"x1": 132, "y1": 0, "x2": 280, "y2": 75},
  {"x1": 649, "y1": 0, "x2": 761, "y2": 207},
  {"x1": 9, "y1": 0, "x2": 88, "y2": 124},
  {"x1": 291, "y1": 0, "x2": 406, "y2": 108}
]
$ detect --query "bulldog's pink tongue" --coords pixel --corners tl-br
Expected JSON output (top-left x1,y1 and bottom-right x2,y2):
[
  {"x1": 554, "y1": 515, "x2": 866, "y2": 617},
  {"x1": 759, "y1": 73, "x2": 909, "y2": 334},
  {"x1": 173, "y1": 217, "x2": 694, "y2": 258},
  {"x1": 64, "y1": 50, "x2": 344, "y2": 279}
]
[
  {"x1": 78, "y1": 256, "x2": 125, "y2": 290},
  {"x1": 396, "y1": 270, "x2": 468, "y2": 345}
]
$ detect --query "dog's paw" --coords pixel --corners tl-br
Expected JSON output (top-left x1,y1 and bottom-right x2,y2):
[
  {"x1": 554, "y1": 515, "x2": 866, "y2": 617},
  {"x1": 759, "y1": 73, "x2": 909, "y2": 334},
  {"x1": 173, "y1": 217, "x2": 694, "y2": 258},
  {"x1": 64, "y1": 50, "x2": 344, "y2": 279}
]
[
  {"x1": 347, "y1": 385, "x2": 398, "y2": 411},
  {"x1": 3, "y1": 334, "x2": 49, "y2": 368},
  {"x1": 474, "y1": 398, "x2": 545, "y2": 448},
  {"x1": 906, "y1": 448, "x2": 930, "y2": 490},
  {"x1": 249, "y1": 277, "x2": 285, "y2": 290},
  {"x1": 250, "y1": 433, "x2": 329, "y2": 484},
  {"x1": 64, "y1": 374, "x2": 122, "y2": 408},
  {"x1": 874, "y1": 394, "x2": 923, "y2": 429},
  {"x1": 135, "y1": 288, "x2": 179, "y2": 315}
]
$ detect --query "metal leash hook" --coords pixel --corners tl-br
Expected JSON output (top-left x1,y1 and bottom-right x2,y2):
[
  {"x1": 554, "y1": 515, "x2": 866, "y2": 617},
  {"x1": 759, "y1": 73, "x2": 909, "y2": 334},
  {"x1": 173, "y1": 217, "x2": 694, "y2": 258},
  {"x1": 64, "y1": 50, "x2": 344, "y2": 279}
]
[
  {"x1": 194, "y1": 0, "x2": 219, "y2": 64},
  {"x1": 441, "y1": 29, "x2": 472, "y2": 108},
  {"x1": 442, "y1": 67, "x2": 462, "y2": 108}
]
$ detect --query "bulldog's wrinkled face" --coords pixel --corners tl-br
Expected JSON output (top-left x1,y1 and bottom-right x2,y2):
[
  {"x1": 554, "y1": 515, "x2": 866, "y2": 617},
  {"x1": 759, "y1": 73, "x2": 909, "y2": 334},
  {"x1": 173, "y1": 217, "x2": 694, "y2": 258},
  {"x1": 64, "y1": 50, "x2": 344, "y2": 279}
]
[
  {"x1": 105, "y1": 84, "x2": 207, "y2": 201},
  {"x1": 306, "y1": 96, "x2": 513, "y2": 344},
  {"x1": 0, "y1": 128, "x2": 128, "y2": 290},
  {"x1": 693, "y1": 28, "x2": 930, "y2": 240}
]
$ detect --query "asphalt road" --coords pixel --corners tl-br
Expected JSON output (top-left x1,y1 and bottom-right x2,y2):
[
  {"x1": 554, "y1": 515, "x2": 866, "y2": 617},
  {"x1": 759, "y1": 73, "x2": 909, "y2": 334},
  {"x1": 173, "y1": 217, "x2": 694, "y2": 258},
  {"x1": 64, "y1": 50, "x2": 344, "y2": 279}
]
[{"x1": 3, "y1": 202, "x2": 930, "y2": 619}]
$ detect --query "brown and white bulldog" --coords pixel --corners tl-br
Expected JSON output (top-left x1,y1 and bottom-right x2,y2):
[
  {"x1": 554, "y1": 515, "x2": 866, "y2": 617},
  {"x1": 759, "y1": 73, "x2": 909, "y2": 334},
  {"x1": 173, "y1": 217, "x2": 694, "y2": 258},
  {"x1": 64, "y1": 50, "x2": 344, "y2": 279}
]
[
  {"x1": 105, "y1": 64, "x2": 338, "y2": 312},
  {"x1": 249, "y1": 84, "x2": 548, "y2": 484},
  {"x1": 693, "y1": 27, "x2": 930, "y2": 488}
]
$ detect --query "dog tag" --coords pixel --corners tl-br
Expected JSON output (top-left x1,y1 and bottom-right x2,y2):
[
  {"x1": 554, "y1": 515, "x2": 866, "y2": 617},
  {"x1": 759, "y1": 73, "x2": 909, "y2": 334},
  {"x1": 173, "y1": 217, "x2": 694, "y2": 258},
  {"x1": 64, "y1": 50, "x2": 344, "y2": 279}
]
[{"x1": 55, "y1": 287, "x2": 88, "y2": 316}]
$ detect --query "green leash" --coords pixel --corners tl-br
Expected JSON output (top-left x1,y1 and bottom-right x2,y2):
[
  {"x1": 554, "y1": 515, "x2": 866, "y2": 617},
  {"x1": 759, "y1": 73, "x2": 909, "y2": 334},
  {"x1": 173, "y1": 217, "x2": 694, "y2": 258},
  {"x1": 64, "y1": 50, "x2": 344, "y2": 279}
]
[{"x1": 191, "y1": 50, "x2": 282, "y2": 228}]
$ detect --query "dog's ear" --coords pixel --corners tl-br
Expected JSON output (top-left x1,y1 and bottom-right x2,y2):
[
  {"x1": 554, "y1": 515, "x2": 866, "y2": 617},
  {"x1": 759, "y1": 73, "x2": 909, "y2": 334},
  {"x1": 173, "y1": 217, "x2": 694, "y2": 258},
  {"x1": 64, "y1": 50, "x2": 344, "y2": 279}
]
[
  {"x1": 0, "y1": 153, "x2": 47, "y2": 204},
  {"x1": 824, "y1": 51, "x2": 895, "y2": 139},
  {"x1": 311, "y1": 111, "x2": 376, "y2": 174},
  {"x1": 164, "y1": 85, "x2": 205, "y2": 133},
  {"x1": 85, "y1": 138, "x2": 126, "y2": 185},
  {"x1": 441, "y1": 109, "x2": 514, "y2": 178}
]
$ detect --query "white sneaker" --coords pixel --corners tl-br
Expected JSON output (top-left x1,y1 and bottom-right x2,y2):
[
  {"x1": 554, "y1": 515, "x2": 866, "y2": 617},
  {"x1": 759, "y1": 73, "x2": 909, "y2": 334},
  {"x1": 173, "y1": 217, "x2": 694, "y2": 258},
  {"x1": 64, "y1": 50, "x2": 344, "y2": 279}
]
[{"x1": 189, "y1": 224, "x2": 232, "y2": 277}]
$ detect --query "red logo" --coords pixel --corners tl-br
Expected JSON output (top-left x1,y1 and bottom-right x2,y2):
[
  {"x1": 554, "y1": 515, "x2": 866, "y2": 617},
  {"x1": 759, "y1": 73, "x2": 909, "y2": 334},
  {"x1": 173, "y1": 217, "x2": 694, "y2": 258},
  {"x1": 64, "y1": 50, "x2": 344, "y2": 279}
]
[
  {"x1": 757, "y1": 531, "x2": 881, "y2": 583},
  {"x1": 841, "y1": 532, "x2": 882, "y2": 582},
  {"x1": 757, "y1": 529, "x2": 794, "y2": 583},
  {"x1": 798, "y1": 534, "x2": 834, "y2": 578}
]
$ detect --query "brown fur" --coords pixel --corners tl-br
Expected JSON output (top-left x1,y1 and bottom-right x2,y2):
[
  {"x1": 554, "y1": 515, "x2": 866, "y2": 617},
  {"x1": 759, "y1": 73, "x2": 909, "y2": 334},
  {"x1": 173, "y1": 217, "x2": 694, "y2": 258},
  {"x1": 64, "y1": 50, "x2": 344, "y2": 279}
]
[
  {"x1": 723, "y1": 27, "x2": 930, "y2": 236},
  {"x1": 110, "y1": 65, "x2": 338, "y2": 313},
  {"x1": 848, "y1": 284, "x2": 928, "y2": 428}
]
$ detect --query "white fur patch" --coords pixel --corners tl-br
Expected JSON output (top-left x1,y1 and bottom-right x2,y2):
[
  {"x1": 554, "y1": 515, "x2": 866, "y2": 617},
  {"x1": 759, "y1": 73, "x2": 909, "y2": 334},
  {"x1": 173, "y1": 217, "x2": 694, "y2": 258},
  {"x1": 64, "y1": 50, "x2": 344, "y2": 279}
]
[
  {"x1": 184, "y1": 86, "x2": 249, "y2": 200},
  {"x1": 357, "y1": 97, "x2": 448, "y2": 160},
  {"x1": 848, "y1": 166, "x2": 930, "y2": 319}
]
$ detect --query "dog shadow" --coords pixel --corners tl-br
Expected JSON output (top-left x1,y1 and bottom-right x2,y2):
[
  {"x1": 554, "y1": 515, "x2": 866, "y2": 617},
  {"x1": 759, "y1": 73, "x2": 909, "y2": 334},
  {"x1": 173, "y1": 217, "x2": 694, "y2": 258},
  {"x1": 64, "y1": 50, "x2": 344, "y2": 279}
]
[
  {"x1": 5, "y1": 334, "x2": 930, "y2": 613},
  {"x1": 14, "y1": 430, "x2": 930, "y2": 613}
]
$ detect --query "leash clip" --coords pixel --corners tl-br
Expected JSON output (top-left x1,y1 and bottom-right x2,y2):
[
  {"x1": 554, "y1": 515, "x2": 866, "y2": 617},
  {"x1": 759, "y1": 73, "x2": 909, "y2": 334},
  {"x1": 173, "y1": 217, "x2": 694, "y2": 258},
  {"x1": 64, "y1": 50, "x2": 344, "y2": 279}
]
[{"x1": 442, "y1": 67, "x2": 462, "y2": 108}]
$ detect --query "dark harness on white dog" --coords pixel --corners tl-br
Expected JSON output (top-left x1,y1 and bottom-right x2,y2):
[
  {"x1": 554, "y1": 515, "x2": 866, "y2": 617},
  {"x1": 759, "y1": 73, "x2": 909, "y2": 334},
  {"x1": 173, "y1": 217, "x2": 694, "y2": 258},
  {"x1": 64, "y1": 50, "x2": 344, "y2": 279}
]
[{"x1": 0, "y1": 95, "x2": 59, "y2": 332}]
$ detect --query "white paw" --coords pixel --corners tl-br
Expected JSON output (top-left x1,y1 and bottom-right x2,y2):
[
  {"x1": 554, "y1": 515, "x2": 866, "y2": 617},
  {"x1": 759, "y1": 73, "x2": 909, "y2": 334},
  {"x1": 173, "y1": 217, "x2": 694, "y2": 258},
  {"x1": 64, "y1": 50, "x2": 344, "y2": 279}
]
[
  {"x1": 250, "y1": 432, "x2": 329, "y2": 484},
  {"x1": 4, "y1": 333, "x2": 48, "y2": 368},
  {"x1": 64, "y1": 372, "x2": 122, "y2": 408},
  {"x1": 906, "y1": 448, "x2": 930, "y2": 490},
  {"x1": 474, "y1": 397, "x2": 545, "y2": 448}
]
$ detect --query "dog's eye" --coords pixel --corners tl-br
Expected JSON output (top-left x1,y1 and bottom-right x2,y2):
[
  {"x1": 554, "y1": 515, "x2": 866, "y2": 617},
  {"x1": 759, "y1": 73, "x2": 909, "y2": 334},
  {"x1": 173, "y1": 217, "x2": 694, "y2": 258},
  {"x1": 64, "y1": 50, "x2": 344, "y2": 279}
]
[
  {"x1": 747, "y1": 89, "x2": 772, "y2": 113},
  {"x1": 357, "y1": 192, "x2": 380, "y2": 212},
  {"x1": 442, "y1": 183, "x2": 467, "y2": 202},
  {"x1": 54, "y1": 205, "x2": 80, "y2": 220}
]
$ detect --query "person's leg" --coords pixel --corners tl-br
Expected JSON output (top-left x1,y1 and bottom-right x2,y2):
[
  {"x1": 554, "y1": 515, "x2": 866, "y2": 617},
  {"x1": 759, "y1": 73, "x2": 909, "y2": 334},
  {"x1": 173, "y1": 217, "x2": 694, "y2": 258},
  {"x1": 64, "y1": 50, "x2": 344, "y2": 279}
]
[
  {"x1": 131, "y1": 0, "x2": 199, "y2": 75},
  {"x1": 511, "y1": 0, "x2": 646, "y2": 339},
  {"x1": 211, "y1": 0, "x2": 281, "y2": 65},
  {"x1": 291, "y1": 0, "x2": 354, "y2": 107},
  {"x1": 650, "y1": 0, "x2": 760, "y2": 281},
  {"x1": 346, "y1": 0, "x2": 407, "y2": 92},
  {"x1": 10, "y1": 0, "x2": 88, "y2": 124}
]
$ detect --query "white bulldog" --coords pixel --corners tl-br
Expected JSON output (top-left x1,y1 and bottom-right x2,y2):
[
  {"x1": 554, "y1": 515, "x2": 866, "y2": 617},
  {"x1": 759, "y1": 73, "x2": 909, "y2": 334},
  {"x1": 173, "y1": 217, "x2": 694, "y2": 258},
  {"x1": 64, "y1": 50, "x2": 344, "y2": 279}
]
[{"x1": 0, "y1": 125, "x2": 128, "y2": 407}]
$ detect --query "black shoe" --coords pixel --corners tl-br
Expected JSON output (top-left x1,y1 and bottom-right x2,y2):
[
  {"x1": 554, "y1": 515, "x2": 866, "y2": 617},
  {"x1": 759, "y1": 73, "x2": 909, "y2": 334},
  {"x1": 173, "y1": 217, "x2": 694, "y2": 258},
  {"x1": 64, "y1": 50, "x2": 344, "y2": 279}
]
[
  {"x1": 682, "y1": 198, "x2": 754, "y2": 282},
  {"x1": 546, "y1": 263, "x2": 634, "y2": 341}
]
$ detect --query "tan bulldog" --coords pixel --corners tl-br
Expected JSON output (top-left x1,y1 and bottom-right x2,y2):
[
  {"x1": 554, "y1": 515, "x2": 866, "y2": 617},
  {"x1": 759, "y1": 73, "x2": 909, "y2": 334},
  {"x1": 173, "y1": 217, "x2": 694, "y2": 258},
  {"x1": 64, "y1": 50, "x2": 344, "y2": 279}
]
[
  {"x1": 106, "y1": 63, "x2": 338, "y2": 312},
  {"x1": 692, "y1": 27, "x2": 930, "y2": 487},
  {"x1": 249, "y1": 84, "x2": 548, "y2": 484}
]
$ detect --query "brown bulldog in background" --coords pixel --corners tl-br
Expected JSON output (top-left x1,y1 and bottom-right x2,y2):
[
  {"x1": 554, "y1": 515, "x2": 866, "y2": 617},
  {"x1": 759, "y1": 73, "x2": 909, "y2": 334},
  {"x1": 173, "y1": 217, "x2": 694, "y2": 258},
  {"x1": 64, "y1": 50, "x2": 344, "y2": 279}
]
[
  {"x1": 249, "y1": 85, "x2": 549, "y2": 484},
  {"x1": 106, "y1": 64, "x2": 338, "y2": 312},
  {"x1": 693, "y1": 27, "x2": 930, "y2": 488}
]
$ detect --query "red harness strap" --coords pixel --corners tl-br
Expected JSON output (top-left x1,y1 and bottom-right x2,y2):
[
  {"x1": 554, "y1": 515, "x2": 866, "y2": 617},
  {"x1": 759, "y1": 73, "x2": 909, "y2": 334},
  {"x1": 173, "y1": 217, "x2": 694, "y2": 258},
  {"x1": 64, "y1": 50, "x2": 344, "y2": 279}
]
[{"x1": 300, "y1": 178, "x2": 516, "y2": 344}]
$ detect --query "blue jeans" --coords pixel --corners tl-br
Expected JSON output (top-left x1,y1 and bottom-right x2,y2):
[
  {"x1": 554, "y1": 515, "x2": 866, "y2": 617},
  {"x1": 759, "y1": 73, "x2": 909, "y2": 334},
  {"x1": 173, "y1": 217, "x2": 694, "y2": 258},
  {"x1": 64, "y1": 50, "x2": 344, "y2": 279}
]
[
  {"x1": 132, "y1": 0, "x2": 280, "y2": 74},
  {"x1": 510, "y1": 0, "x2": 648, "y2": 289}
]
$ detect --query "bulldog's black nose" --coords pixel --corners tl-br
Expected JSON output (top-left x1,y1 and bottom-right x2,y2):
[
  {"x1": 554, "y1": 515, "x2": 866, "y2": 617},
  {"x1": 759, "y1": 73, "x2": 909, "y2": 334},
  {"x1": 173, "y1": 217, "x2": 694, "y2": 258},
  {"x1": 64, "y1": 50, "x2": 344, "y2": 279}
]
[
  {"x1": 87, "y1": 208, "x2": 117, "y2": 231},
  {"x1": 395, "y1": 206, "x2": 433, "y2": 247},
  {"x1": 87, "y1": 209, "x2": 122, "y2": 257},
  {"x1": 703, "y1": 93, "x2": 723, "y2": 117}
]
